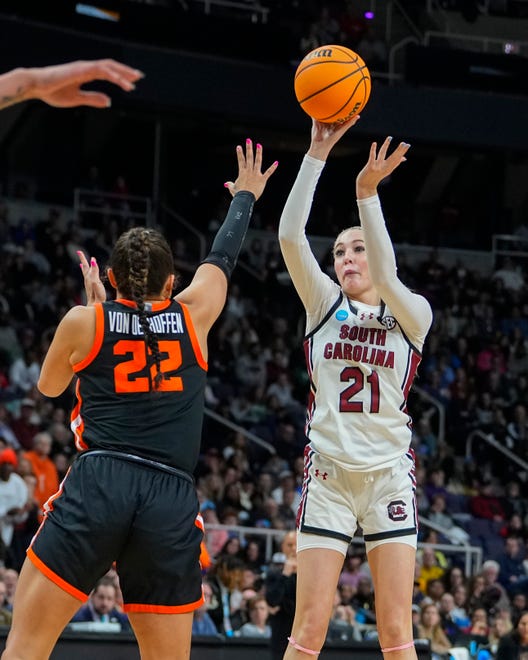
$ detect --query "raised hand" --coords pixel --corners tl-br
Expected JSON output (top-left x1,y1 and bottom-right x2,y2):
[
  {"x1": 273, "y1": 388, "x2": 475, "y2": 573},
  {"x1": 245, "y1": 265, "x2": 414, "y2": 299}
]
[
  {"x1": 28, "y1": 59, "x2": 144, "y2": 108},
  {"x1": 307, "y1": 115, "x2": 360, "y2": 161},
  {"x1": 356, "y1": 136, "x2": 410, "y2": 199},
  {"x1": 78, "y1": 251, "x2": 107, "y2": 305},
  {"x1": 224, "y1": 139, "x2": 278, "y2": 201}
]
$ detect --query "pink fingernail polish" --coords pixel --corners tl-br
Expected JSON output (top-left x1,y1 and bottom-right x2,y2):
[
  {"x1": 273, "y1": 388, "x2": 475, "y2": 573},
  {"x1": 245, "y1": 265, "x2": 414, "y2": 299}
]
[
  {"x1": 224, "y1": 183, "x2": 229, "y2": 188},
  {"x1": 273, "y1": 160, "x2": 279, "y2": 166},
  {"x1": 246, "y1": 138, "x2": 251, "y2": 144},
  {"x1": 91, "y1": 258, "x2": 96, "y2": 266},
  {"x1": 79, "y1": 263, "x2": 83, "y2": 269},
  {"x1": 257, "y1": 143, "x2": 262, "y2": 150}
]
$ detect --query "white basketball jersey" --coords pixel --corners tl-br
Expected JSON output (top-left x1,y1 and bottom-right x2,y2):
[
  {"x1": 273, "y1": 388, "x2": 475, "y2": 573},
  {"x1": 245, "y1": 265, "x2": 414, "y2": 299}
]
[{"x1": 304, "y1": 292, "x2": 422, "y2": 472}]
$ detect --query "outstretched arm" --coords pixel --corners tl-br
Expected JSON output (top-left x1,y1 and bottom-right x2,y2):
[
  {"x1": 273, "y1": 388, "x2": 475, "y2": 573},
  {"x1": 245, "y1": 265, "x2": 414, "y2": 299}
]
[
  {"x1": 279, "y1": 117, "x2": 359, "y2": 319},
  {"x1": 356, "y1": 137, "x2": 432, "y2": 343},
  {"x1": 0, "y1": 59, "x2": 143, "y2": 111}
]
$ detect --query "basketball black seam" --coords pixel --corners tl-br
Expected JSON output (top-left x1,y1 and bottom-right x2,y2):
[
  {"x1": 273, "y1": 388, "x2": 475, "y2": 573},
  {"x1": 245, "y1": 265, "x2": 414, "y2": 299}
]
[
  {"x1": 319, "y1": 79, "x2": 369, "y2": 121},
  {"x1": 298, "y1": 69, "x2": 370, "y2": 105},
  {"x1": 294, "y1": 60, "x2": 365, "y2": 82}
]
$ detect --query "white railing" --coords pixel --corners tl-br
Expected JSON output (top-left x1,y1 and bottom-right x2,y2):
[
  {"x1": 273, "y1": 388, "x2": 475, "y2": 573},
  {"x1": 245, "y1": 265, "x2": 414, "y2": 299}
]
[
  {"x1": 465, "y1": 429, "x2": 528, "y2": 480},
  {"x1": 388, "y1": 35, "x2": 419, "y2": 84},
  {"x1": 192, "y1": 0, "x2": 269, "y2": 23},
  {"x1": 159, "y1": 202, "x2": 207, "y2": 263},
  {"x1": 492, "y1": 233, "x2": 528, "y2": 264},
  {"x1": 420, "y1": 516, "x2": 482, "y2": 576},
  {"x1": 412, "y1": 385, "x2": 446, "y2": 446},
  {"x1": 204, "y1": 523, "x2": 483, "y2": 574},
  {"x1": 204, "y1": 407, "x2": 276, "y2": 456},
  {"x1": 424, "y1": 29, "x2": 528, "y2": 56},
  {"x1": 74, "y1": 188, "x2": 153, "y2": 227}
]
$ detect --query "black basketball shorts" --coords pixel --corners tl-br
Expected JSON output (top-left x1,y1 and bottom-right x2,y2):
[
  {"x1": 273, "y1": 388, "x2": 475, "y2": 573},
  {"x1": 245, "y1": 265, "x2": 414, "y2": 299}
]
[{"x1": 29, "y1": 450, "x2": 204, "y2": 613}]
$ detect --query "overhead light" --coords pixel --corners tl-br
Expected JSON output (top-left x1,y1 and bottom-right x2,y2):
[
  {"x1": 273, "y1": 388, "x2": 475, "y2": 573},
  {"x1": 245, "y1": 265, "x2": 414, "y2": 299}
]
[{"x1": 75, "y1": 3, "x2": 120, "y2": 22}]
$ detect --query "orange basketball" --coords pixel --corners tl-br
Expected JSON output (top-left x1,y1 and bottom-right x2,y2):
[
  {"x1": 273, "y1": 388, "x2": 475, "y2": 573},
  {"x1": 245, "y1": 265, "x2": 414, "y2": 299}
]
[{"x1": 294, "y1": 44, "x2": 371, "y2": 123}]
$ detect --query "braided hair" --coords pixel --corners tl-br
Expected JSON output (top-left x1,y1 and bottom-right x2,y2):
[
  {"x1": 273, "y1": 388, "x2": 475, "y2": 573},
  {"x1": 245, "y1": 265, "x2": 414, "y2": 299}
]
[{"x1": 110, "y1": 227, "x2": 176, "y2": 390}]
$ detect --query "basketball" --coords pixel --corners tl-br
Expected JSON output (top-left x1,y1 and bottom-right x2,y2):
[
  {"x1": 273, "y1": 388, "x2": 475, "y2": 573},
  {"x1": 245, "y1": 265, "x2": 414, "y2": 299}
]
[{"x1": 294, "y1": 44, "x2": 371, "y2": 124}]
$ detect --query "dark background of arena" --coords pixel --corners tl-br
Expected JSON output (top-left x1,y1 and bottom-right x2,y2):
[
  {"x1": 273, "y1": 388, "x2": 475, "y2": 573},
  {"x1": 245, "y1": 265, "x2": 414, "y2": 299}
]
[{"x1": 0, "y1": 0, "x2": 527, "y2": 250}]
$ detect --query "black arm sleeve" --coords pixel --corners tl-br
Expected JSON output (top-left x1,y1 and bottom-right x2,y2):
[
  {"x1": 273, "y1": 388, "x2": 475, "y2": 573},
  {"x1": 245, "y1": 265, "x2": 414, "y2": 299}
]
[{"x1": 201, "y1": 190, "x2": 255, "y2": 280}]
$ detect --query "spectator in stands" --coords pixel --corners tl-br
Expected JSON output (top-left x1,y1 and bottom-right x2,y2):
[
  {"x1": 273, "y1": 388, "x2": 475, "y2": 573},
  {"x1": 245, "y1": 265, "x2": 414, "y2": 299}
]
[
  {"x1": 265, "y1": 530, "x2": 297, "y2": 660},
  {"x1": 492, "y1": 257, "x2": 524, "y2": 293},
  {"x1": 237, "y1": 596, "x2": 271, "y2": 638},
  {"x1": 338, "y1": 548, "x2": 368, "y2": 591},
  {"x1": 438, "y1": 592, "x2": 465, "y2": 644},
  {"x1": 0, "y1": 580, "x2": 12, "y2": 626},
  {"x1": 510, "y1": 593, "x2": 527, "y2": 625},
  {"x1": 488, "y1": 614, "x2": 513, "y2": 657},
  {"x1": 191, "y1": 580, "x2": 219, "y2": 637},
  {"x1": 503, "y1": 480, "x2": 528, "y2": 522},
  {"x1": 451, "y1": 585, "x2": 471, "y2": 630},
  {"x1": 417, "y1": 547, "x2": 446, "y2": 594},
  {"x1": 416, "y1": 602, "x2": 453, "y2": 660},
  {"x1": 9, "y1": 473, "x2": 40, "y2": 573},
  {"x1": 412, "y1": 416, "x2": 438, "y2": 458},
  {"x1": 424, "y1": 467, "x2": 450, "y2": 502},
  {"x1": 338, "y1": 0, "x2": 367, "y2": 49},
  {"x1": 313, "y1": 5, "x2": 340, "y2": 44},
  {"x1": 326, "y1": 588, "x2": 362, "y2": 643},
  {"x1": 8, "y1": 347, "x2": 40, "y2": 399},
  {"x1": 219, "y1": 536, "x2": 243, "y2": 559},
  {"x1": 0, "y1": 406, "x2": 20, "y2": 450},
  {"x1": 299, "y1": 22, "x2": 321, "y2": 58},
  {"x1": 23, "y1": 431, "x2": 59, "y2": 520},
  {"x1": 426, "y1": 493, "x2": 471, "y2": 546},
  {"x1": 271, "y1": 470, "x2": 299, "y2": 509},
  {"x1": 426, "y1": 578, "x2": 447, "y2": 607},
  {"x1": 470, "y1": 480, "x2": 507, "y2": 524},
  {"x1": 505, "y1": 406, "x2": 528, "y2": 456},
  {"x1": 479, "y1": 561, "x2": 511, "y2": 617},
  {"x1": 443, "y1": 566, "x2": 468, "y2": 594},
  {"x1": 201, "y1": 502, "x2": 229, "y2": 560},
  {"x1": 3, "y1": 569, "x2": 18, "y2": 611},
  {"x1": 356, "y1": 26, "x2": 388, "y2": 71},
  {"x1": 494, "y1": 610, "x2": 528, "y2": 659},
  {"x1": 497, "y1": 536, "x2": 528, "y2": 596},
  {"x1": 207, "y1": 554, "x2": 246, "y2": 636},
  {"x1": 241, "y1": 539, "x2": 264, "y2": 574},
  {"x1": 9, "y1": 399, "x2": 39, "y2": 452},
  {"x1": 70, "y1": 576, "x2": 129, "y2": 630},
  {"x1": 235, "y1": 341, "x2": 268, "y2": 391},
  {"x1": 351, "y1": 575, "x2": 376, "y2": 626},
  {"x1": 0, "y1": 449, "x2": 27, "y2": 567}
]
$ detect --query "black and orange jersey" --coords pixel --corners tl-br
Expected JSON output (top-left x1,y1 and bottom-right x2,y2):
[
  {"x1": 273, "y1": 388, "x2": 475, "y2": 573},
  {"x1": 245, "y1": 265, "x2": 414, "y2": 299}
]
[{"x1": 70, "y1": 298, "x2": 207, "y2": 473}]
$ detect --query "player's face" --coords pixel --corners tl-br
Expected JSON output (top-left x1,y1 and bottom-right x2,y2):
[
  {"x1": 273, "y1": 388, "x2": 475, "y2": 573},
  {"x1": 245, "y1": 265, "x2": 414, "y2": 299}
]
[{"x1": 333, "y1": 228, "x2": 374, "y2": 301}]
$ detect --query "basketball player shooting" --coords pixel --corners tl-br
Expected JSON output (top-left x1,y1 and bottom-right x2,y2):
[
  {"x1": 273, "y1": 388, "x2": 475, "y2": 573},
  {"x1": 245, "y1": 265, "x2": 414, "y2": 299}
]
[{"x1": 278, "y1": 117, "x2": 432, "y2": 659}]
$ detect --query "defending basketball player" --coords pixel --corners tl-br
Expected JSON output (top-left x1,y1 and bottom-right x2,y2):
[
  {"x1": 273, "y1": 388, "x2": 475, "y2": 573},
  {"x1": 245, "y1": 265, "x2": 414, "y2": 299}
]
[
  {"x1": 278, "y1": 118, "x2": 432, "y2": 659},
  {"x1": 2, "y1": 140, "x2": 277, "y2": 660},
  {"x1": 0, "y1": 59, "x2": 143, "y2": 110}
]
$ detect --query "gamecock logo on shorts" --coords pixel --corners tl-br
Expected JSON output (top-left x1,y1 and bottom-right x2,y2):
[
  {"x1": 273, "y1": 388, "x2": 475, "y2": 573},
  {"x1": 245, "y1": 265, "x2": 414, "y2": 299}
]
[{"x1": 387, "y1": 499, "x2": 407, "y2": 521}]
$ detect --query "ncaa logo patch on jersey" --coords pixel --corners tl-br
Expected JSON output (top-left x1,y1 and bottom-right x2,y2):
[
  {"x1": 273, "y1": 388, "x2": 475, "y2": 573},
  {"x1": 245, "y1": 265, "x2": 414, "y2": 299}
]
[
  {"x1": 387, "y1": 499, "x2": 407, "y2": 521},
  {"x1": 380, "y1": 316, "x2": 397, "y2": 331},
  {"x1": 335, "y1": 310, "x2": 348, "y2": 321}
]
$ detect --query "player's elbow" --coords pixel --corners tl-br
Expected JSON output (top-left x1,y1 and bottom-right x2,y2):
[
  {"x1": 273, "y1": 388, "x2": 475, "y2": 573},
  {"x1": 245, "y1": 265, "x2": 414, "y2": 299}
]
[{"x1": 37, "y1": 377, "x2": 67, "y2": 398}]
